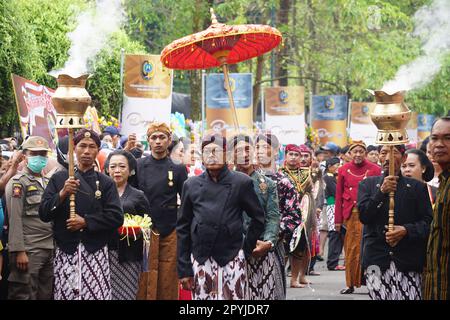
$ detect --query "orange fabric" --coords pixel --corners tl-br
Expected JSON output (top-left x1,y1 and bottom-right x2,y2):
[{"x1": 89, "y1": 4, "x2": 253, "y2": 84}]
[
  {"x1": 137, "y1": 229, "x2": 178, "y2": 300},
  {"x1": 343, "y1": 208, "x2": 363, "y2": 288}
]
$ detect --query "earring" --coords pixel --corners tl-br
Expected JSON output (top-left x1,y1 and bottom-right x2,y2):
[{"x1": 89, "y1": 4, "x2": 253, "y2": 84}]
[{"x1": 131, "y1": 170, "x2": 136, "y2": 176}]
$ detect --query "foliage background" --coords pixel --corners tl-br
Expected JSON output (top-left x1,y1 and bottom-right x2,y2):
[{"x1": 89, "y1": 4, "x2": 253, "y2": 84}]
[{"x1": 0, "y1": 0, "x2": 448, "y2": 136}]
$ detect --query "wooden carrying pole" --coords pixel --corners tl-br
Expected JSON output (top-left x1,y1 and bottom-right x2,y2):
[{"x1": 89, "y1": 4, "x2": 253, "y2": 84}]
[
  {"x1": 68, "y1": 128, "x2": 76, "y2": 219},
  {"x1": 218, "y1": 56, "x2": 240, "y2": 131},
  {"x1": 388, "y1": 145, "x2": 395, "y2": 232}
]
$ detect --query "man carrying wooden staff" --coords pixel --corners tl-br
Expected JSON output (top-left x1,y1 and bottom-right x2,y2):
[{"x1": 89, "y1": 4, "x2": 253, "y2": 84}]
[{"x1": 358, "y1": 144, "x2": 432, "y2": 300}]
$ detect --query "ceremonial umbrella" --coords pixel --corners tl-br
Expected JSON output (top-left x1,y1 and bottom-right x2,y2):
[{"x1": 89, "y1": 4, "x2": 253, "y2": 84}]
[{"x1": 161, "y1": 9, "x2": 282, "y2": 130}]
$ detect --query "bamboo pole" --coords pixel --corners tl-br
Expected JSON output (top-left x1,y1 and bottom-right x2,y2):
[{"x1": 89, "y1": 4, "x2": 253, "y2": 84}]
[{"x1": 218, "y1": 57, "x2": 240, "y2": 131}]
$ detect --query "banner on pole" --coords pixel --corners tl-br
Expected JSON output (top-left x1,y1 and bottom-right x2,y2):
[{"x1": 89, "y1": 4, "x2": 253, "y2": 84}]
[
  {"x1": 418, "y1": 114, "x2": 436, "y2": 142},
  {"x1": 406, "y1": 112, "x2": 418, "y2": 146},
  {"x1": 11, "y1": 74, "x2": 66, "y2": 150},
  {"x1": 121, "y1": 54, "x2": 173, "y2": 139},
  {"x1": 264, "y1": 86, "x2": 305, "y2": 145},
  {"x1": 349, "y1": 102, "x2": 377, "y2": 145},
  {"x1": 205, "y1": 73, "x2": 253, "y2": 135},
  {"x1": 311, "y1": 95, "x2": 348, "y2": 146},
  {"x1": 83, "y1": 106, "x2": 101, "y2": 134}
]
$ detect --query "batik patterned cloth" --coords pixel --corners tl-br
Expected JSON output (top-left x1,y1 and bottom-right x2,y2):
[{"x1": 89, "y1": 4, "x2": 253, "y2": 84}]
[
  {"x1": 247, "y1": 244, "x2": 285, "y2": 300},
  {"x1": 343, "y1": 208, "x2": 363, "y2": 288},
  {"x1": 109, "y1": 249, "x2": 141, "y2": 300},
  {"x1": 325, "y1": 204, "x2": 336, "y2": 232},
  {"x1": 275, "y1": 170, "x2": 303, "y2": 238},
  {"x1": 54, "y1": 244, "x2": 111, "y2": 300},
  {"x1": 424, "y1": 169, "x2": 450, "y2": 300},
  {"x1": 366, "y1": 261, "x2": 422, "y2": 300},
  {"x1": 191, "y1": 250, "x2": 247, "y2": 300}
]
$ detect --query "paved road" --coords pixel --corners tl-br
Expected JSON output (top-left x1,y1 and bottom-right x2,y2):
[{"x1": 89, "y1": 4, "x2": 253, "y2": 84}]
[{"x1": 286, "y1": 253, "x2": 370, "y2": 300}]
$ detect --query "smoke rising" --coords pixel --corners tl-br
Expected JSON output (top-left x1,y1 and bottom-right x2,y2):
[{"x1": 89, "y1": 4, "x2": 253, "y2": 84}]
[
  {"x1": 382, "y1": 0, "x2": 450, "y2": 93},
  {"x1": 51, "y1": 0, "x2": 124, "y2": 78}
]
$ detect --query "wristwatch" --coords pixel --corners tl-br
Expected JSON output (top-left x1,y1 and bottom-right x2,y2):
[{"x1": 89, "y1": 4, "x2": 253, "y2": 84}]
[{"x1": 267, "y1": 240, "x2": 275, "y2": 249}]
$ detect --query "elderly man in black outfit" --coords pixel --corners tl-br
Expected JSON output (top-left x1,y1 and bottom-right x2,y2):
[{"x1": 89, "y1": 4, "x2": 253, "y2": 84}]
[
  {"x1": 357, "y1": 144, "x2": 433, "y2": 300},
  {"x1": 177, "y1": 133, "x2": 265, "y2": 300}
]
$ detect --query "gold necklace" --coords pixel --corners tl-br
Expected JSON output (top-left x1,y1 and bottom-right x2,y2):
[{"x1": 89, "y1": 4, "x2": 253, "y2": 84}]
[
  {"x1": 283, "y1": 166, "x2": 307, "y2": 194},
  {"x1": 346, "y1": 168, "x2": 369, "y2": 179}
]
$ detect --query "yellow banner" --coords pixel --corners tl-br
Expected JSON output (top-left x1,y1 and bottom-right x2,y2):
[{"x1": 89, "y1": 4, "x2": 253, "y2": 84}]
[{"x1": 124, "y1": 54, "x2": 172, "y2": 99}]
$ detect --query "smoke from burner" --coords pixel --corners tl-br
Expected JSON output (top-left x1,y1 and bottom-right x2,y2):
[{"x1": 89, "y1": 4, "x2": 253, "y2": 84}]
[
  {"x1": 51, "y1": 0, "x2": 124, "y2": 78},
  {"x1": 382, "y1": 0, "x2": 450, "y2": 94}
]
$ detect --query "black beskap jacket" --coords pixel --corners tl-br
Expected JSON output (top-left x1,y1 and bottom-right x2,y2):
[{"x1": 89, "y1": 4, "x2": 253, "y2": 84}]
[
  {"x1": 39, "y1": 168, "x2": 124, "y2": 254},
  {"x1": 176, "y1": 166, "x2": 265, "y2": 278},
  {"x1": 134, "y1": 155, "x2": 187, "y2": 238},
  {"x1": 357, "y1": 175, "x2": 433, "y2": 273}
]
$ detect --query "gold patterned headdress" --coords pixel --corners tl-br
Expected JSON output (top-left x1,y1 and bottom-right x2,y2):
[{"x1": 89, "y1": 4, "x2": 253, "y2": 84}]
[{"x1": 146, "y1": 121, "x2": 172, "y2": 137}]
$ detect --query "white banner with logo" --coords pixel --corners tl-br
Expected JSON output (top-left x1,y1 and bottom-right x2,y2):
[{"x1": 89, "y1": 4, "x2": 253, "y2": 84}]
[
  {"x1": 349, "y1": 102, "x2": 377, "y2": 145},
  {"x1": 264, "y1": 86, "x2": 305, "y2": 145},
  {"x1": 121, "y1": 54, "x2": 173, "y2": 139}
]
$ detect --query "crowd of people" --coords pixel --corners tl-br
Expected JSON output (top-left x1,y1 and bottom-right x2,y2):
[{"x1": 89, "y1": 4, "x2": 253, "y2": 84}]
[{"x1": 0, "y1": 116, "x2": 449, "y2": 300}]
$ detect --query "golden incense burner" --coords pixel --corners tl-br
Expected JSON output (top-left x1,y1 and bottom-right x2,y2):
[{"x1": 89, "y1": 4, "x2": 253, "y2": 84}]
[
  {"x1": 370, "y1": 90, "x2": 411, "y2": 145},
  {"x1": 369, "y1": 90, "x2": 411, "y2": 233},
  {"x1": 52, "y1": 73, "x2": 91, "y2": 218}
]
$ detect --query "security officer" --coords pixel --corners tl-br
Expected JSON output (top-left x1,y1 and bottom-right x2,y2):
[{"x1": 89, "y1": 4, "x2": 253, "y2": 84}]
[{"x1": 5, "y1": 136, "x2": 53, "y2": 300}]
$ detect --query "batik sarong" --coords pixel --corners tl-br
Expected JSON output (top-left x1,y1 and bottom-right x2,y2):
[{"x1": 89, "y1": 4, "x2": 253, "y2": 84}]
[
  {"x1": 192, "y1": 250, "x2": 247, "y2": 300},
  {"x1": 247, "y1": 243, "x2": 285, "y2": 300},
  {"x1": 325, "y1": 204, "x2": 336, "y2": 232},
  {"x1": 109, "y1": 249, "x2": 141, "y2": 300},
  {"x1": 366, "y1": 261, "x2": 422, "y2": 300},
  {"x1": 343, "y1": 208, "x2": 363, "y2": 288},
  {"x1": 54, "y1": 244, "x2": 111, "y2": 300}
]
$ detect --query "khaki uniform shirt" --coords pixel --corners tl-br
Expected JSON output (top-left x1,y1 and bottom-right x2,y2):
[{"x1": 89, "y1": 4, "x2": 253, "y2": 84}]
[{"x1": 5, "y1": 169, "x2": 53, "y2": 252}]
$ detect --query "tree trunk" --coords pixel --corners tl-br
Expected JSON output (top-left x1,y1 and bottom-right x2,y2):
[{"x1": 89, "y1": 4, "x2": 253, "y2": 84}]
[
  {"x1": 307, "y1": 0, "x2": 319, "y2": 94},
  {"x1": 253, "y1": 54, "x2": 265, "y2": 120},
  {"x1": 189, "y1": 0, "x2": 208, "y2": 121},
  {"x1": 275, "y1": 0, "x2": 291, "y2": 87}
]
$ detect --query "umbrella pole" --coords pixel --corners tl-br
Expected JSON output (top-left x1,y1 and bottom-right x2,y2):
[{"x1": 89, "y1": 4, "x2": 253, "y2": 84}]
[
  {"x1": 388, "y1": 145, "x2": 395, "y2": 232},
  {"x1": 221, "y1": 62, "x2": 240, "y2": 131}
]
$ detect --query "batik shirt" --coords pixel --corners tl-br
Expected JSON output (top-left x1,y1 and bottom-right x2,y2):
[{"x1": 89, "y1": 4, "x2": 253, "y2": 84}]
[
  {"x1": 275, "y1": 169, "x2": 304, "y2": 236},
  {"x1": 424, "y1": 168, "x2": 450, "y2": 300}
]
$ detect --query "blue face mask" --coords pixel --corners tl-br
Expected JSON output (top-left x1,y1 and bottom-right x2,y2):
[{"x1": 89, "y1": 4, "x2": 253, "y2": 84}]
[{"x1": 27, "y1": 156, "x2": 48, "y2": 173}]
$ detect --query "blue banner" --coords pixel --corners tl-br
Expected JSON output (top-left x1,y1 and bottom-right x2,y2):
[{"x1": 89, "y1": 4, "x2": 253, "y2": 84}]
[
  {"x1": 418, "y1": 114, "x2": 435, "y2": 132},
  {"x1": 311, "y1": 95, "x2": 348, "y2": 121},
  {"x1": 205, "y1": 73, "x2": 252, "y2": 109}
]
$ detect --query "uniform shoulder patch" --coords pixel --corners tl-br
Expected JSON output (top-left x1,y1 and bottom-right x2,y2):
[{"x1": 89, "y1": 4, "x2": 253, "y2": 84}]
[
  {"x1": 27, "y1": 185, "x2": 38, "y2": 192},
  {"x1": 12, "y1": 183, "x2": 23, "y2": 198}
]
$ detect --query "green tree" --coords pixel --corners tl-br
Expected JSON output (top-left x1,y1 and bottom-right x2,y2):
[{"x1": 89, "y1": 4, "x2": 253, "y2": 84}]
[
  {"x1": 0, "y1": 0, "x2": 146, "y2": 130},
  {"x1": 87, "y1": 30, "x2": 146, "y2": 118},
  {"x1": 0, "y1": 0, "x2": 45, "y2": 128}
]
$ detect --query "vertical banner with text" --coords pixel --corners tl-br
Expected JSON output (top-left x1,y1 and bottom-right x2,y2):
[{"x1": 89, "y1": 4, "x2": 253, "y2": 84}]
[
  {"x1": 11, "y1": 74, "x2": 66, "y2": 150},
  {"x1": 264, "y1": 86, "x2": 305, "y2": 145},
  {"x1": 311, "y1": 95, "x2": 348, "y2": 147},
  {"x1": 349, "y1": 102, "x2": 377, "y2": 145},
  {"x1": 121, "y1": 54, "x2": 173, "y2": 139},
  {"x1": 418, "y1": 114, "x2": 436, "y2": 142},
  {"x1": 205, "y1": 73, "x2": 253, "y2": 135},
  {"x1": 406, "y1": 112, "x2": 418, "y2": 146}
]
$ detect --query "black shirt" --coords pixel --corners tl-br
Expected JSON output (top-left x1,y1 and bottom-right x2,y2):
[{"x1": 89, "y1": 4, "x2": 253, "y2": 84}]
[
  {"x1": 323, "y1": 173, "x2": 337, "y2": 199},
  {"x1": 39, "y1": 168, "x2": 124, "y2": 254},
  {"x1": 357, "y1": 175, "x2": 433, "y2": 273},
  {"x1": 177, "y1": 166, "x2": 265, "y2": 278},
  {"x1": 134, "y1": 155, "x2": 187, "y2": 237},
  {"x1": 109, "y1": 184, "x2": 150, "y2": 263}
]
